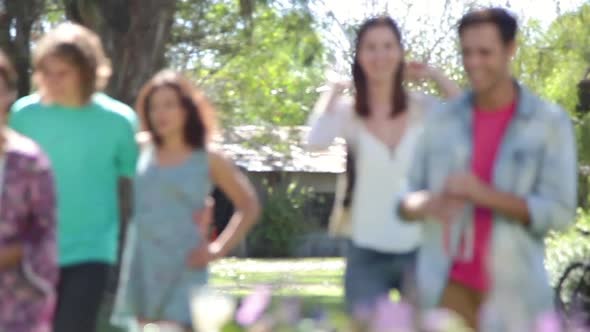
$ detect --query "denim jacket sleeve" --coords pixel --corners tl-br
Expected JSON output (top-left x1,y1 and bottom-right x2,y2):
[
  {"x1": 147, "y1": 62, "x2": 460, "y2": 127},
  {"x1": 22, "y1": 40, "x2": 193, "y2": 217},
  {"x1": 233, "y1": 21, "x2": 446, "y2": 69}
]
[{"x1": 526, "y1": 106, "x2": 577, "y2": 238}]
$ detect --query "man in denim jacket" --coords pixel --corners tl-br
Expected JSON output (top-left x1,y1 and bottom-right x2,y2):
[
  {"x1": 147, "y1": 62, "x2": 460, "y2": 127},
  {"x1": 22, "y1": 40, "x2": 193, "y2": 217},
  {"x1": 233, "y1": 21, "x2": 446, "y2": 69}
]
[{"x1": 398, "y1": 7, "x2": 577, "y2": 330}]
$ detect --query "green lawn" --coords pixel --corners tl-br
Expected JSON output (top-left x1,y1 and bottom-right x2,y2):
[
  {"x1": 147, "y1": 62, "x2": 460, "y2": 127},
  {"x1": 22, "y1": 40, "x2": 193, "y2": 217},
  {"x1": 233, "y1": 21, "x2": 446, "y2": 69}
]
[{"x1": 98, "y1": 258, "x2": 345, "y2": 332}]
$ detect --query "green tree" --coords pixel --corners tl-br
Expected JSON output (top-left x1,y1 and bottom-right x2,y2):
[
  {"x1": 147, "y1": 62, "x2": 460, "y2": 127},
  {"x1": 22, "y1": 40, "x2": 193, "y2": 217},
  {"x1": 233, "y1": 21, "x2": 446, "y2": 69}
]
[
  {"x1": 0, "y1": 0, "x2": 45, "y2": 97},
  {"x1": 512, "y1": 4, "x2": 590, "y2": 205},
  {"x1": 62, "y1": 0, "x2": 176, "y2": 105},
  {"x1": 63, "y1": 0, "x2": 269, "y2": 106},
  {"x1": 514, "y1": 4, "x2": 590, "y2": 115},
  {"x1": 314, "y1": 0, "x2": 477, "y2": 96},
  {"x1": 172, "y1": 0, "x2": 325, "y2": 126}
]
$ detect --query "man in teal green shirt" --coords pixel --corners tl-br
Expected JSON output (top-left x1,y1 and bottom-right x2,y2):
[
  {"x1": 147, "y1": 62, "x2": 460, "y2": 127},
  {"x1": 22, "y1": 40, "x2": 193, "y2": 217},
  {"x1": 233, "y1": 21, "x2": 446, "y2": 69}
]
[
  {"x1": 11, "y1": 92, "x2": 138, "y2": 265},
  {"x1": 10, "y1": 23, "x2": 139, "y2": 332}
]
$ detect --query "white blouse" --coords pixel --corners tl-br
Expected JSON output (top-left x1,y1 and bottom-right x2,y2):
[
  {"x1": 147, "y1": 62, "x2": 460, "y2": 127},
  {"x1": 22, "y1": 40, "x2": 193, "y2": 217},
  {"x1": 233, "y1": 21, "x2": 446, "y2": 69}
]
[{"x1": 306, "y1": 92, "x2": 438, "y2": 253}]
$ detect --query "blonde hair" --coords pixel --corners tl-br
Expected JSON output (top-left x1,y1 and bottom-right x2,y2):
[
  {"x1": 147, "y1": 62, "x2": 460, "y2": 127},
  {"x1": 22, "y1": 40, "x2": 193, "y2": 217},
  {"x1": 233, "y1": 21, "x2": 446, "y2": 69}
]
[{"x1": 33, "y1": 23, "x2": 112, "y2": 102}]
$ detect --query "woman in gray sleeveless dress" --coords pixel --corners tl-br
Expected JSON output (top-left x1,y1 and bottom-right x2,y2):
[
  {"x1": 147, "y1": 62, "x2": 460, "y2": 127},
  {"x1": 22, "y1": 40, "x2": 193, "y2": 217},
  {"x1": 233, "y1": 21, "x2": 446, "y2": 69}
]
[{"x1": 112, "y1": 70, "x2": 261, "y2": 331}]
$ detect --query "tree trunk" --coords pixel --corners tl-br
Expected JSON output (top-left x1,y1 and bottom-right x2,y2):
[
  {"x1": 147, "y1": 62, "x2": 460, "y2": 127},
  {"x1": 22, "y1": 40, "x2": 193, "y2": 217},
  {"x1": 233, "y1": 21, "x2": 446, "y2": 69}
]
[
  {"x1": 65, "y1": 0, "x2": 176, "y2": 106},
  {"x1": 0, "y1": 0, "x2": 45, "y2": 97}
]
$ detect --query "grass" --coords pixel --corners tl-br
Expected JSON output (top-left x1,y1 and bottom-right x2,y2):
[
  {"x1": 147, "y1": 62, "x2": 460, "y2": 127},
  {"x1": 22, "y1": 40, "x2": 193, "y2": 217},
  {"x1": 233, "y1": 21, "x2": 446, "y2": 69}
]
[
  {"x1": 97, "y1": 258, "x2": 345, "y2": 332},
  {"x1": 210, "y1": 258, "x2": 344, "y2": 298}
]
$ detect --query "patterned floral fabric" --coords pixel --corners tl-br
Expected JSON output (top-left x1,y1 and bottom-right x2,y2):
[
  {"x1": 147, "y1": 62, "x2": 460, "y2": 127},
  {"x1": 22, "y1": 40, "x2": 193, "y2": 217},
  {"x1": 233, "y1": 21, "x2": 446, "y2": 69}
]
[{"x1": 0, "y1": 132, "x2": 58, "y2": 332}]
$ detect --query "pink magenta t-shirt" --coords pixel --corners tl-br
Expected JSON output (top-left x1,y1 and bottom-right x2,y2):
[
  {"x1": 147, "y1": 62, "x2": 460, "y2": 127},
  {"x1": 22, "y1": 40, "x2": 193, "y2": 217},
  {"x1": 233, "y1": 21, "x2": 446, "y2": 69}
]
[{"x1": 449, "y1": 101, "x2": 516, "y2": 292}]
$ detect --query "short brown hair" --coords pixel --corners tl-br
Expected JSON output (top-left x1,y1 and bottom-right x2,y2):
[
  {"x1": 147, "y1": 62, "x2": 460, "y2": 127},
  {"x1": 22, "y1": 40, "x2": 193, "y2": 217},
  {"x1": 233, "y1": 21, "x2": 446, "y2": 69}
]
[
  {"x1": 458, "y1": 7, "x2": 518, "y2": 45},
  {"x1": 33, "y1": 23, "x2": 112, "y2": 102},
  {"x1": 136, "y1": 70, "x2": 217, "y2": 149},
  {"x1": 0, "y1": 50, "x2": 17, "y2": 92}
]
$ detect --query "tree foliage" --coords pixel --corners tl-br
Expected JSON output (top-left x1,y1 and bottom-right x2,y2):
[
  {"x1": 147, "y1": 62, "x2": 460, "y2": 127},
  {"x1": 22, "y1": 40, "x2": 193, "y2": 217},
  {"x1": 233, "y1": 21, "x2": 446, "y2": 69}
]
[
  {"x1": 512, "y1": 4, "x2": 590, "y2": 164},
  {"x1": 1, "y1": 0, "x2": 325, "y2": 126},
  {"x1": 62, "y1": 0, "x2": 176, "y2": 105},
  {"x1": 1, "y1": 0, "x2": 588, "y2": 130},
  {"x1": 514, "y1": 4, "x2": 590, "y2": 114},
  {"x1": 0, "y1": 0, "x2": 45, "y2": 96},
  {"x1": 171, "y1": 0, "x2": 325, "y2": 126}
]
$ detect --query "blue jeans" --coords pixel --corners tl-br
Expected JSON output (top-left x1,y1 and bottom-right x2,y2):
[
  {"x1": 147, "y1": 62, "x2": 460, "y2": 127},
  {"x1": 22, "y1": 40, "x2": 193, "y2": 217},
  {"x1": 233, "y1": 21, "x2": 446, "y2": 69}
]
[{"x1": 344, "y1": 241, "x2": 417, "y2": 313}]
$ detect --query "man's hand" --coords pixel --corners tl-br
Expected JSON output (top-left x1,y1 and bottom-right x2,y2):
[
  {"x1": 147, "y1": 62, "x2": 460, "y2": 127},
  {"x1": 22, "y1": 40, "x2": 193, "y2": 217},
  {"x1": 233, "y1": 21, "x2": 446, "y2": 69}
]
[
  {"x1": 400, "y1": 191, "x2": 465, "y2": 255},
  {"x1": 400, "y1": 190, "x2": 465, "y2": 224},
  {"x1": 444, "y1": 171, "x2": 486, "y2": 203},
  {"x1": 423, "y1": 193, "x2": 466, "y2": 225},
  {"x1": 444, "y1": 171, "x2": 531, "y2": 226}
]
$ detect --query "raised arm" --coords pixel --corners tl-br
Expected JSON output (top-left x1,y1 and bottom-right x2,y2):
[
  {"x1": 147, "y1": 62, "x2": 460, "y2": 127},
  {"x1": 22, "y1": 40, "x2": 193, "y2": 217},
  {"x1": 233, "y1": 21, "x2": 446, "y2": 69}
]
[
  {"x1": 429, "y1": 68, "x2": 462, "y2": 99},
  {"x1": 305, "y1": 82, "x2": 354, "y2": 151},
  {"x1": 405, "y1": 62, "x2": 462, "y2": 99}
]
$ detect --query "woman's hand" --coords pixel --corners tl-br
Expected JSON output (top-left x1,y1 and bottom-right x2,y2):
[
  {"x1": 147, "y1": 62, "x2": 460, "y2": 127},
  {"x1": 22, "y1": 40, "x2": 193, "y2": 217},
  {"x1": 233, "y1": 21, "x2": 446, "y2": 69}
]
[{"x1": 187, "y1": 242, "x2": 222, "y2": 268}]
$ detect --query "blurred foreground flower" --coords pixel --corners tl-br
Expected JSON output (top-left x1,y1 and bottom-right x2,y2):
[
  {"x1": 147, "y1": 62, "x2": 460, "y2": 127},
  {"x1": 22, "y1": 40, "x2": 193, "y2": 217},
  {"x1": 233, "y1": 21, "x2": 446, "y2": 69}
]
[
  {"x1": 421, "y1": 308, "x2": 472, "y2": 332},
  {"x1": 370, "y1": 295, "x2": 414, "y2": 332},
  {"x1": 236, "y1": 285, "x2": 272, "y2": 326},
  {"x1": 143, "y1": 322, "x2": 186, "y2": 332},
  {"x1": 534, "y1": 311, "x2": 562, "y2": 332},
  {"x1": 214, "y1": 285, "x2": 575, "y2": 332},
  {"x1": 276, "y1": 297, "x2": 303, "y2": 325},
  {"x1": 191, "y1": 286, "x2": 236, "y2": 332}
]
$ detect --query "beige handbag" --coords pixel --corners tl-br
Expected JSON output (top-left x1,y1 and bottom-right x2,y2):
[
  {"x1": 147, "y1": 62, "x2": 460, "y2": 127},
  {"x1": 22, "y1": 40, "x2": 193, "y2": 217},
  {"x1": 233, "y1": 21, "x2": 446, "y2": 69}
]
[{"x1": 328, "y1": 147, "x2": 355, "y2": 237}]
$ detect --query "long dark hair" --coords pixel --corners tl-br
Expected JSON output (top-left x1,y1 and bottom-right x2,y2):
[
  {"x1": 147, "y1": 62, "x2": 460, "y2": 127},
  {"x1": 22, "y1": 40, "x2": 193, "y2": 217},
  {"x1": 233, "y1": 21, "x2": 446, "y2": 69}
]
[
  {"x1": 341, "y1": 17, "x2": 407, "y2": 209},
  {"x1": 352, "y1": 16, "x2": 407, "y2": 118},
  {"x1": 136, "y1": 70, "x2": 217, "y2": 149}
]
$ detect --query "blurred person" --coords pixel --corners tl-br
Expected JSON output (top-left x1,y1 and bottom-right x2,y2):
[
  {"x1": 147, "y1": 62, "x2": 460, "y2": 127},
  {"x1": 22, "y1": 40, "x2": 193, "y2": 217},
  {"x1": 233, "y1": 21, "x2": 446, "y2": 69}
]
[
  {"x1": 111, "y1": 70, "x2": 260, "y2": 331},
  {"x1": 9, "y1": 23, "x2": 138, "y2": 332},
  {"x1": 0, "y1": 50, "x2": 58, "y2": 332},
  {"x1": 305, "y1": 15, "x2": 461, "y2": 314},
  {"x1": 399, "y1": 7, "x2": 577, "y2": 330}
]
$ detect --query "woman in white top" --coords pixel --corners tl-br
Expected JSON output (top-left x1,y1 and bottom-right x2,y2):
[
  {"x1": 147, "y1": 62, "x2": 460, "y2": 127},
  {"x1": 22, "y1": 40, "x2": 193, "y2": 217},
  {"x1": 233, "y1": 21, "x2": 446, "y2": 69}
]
[{"x1": 306, "y1": 16, "x2": 460, "y2": 314}]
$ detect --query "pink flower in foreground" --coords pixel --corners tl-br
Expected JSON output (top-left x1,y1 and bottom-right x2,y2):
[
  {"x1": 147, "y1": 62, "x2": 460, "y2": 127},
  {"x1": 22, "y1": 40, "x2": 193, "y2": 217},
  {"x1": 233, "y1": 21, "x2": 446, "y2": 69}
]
[
  {"x1": 371, "y1": 296, "x2": 414, "y2": 332},
  {"x1": 534, "y1": 311, "x2": 562, "y2": 332},
  {"x1": 236, "y1": 285, "x2": 272, "y2": 326}
]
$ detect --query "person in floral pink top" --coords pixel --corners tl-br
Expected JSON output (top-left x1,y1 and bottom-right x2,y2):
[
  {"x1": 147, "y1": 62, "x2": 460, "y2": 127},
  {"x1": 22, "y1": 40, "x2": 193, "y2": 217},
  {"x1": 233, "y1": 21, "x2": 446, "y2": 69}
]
[{"x1": 0, "y1": 50, "x2": 58, "y2": 332}]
